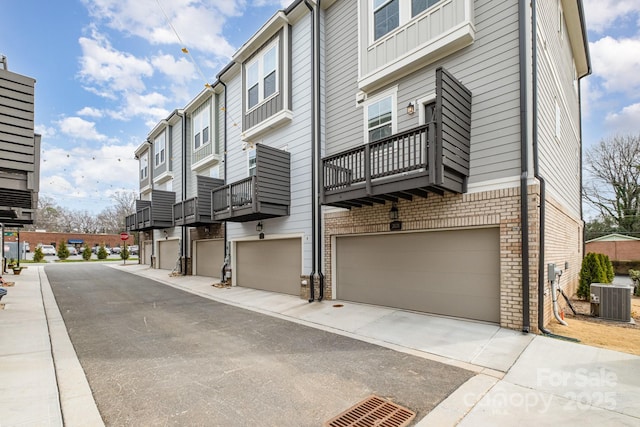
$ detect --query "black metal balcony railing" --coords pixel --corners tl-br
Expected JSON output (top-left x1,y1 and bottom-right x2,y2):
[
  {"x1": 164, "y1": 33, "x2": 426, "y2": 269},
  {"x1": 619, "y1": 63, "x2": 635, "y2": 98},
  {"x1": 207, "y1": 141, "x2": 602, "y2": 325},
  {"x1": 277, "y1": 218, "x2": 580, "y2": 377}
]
[
  {"x1": 323, "y1": 124, "x2": 430, "y2": 194},
  {"x1": 212, "y1": 176, "x2": 254, "y2": 214}
]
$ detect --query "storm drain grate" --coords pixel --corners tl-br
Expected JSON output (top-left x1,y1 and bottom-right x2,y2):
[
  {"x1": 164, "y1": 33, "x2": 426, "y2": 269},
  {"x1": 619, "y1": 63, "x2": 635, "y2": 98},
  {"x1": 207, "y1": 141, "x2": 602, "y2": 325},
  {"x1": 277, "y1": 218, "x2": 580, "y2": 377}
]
[{"x1": 324, "y1": 395, "x2": 416, "y2": 427}]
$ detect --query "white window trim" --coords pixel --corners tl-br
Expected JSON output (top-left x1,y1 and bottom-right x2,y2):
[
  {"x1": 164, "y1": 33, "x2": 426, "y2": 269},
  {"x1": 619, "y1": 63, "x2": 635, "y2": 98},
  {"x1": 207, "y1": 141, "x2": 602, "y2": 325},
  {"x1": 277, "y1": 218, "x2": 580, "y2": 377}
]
[
  {"x1": 192, "y1": 104, "x2": 212, "y2": 153},
  {"x1": 140, "y1": 152, "x2": 148, "y2": 180},
  {"x1": 245, "y1": 38, "x2": 280, "y2": 113},
  {"x1": 247, "y1": 146, "x2": 257, "y2": 177},
  {"x1": 417, "y1": 93, "x2": 436, "y2": 125},
  {"x1": 363, "y1": 86, "x2": 398, "y2": 141},
  {"x1": 370, "y1": 0, "x2": 444, "y2": 44},
  {"x1": 154, "y1": 131, "x2": 166, "y2": 167}
]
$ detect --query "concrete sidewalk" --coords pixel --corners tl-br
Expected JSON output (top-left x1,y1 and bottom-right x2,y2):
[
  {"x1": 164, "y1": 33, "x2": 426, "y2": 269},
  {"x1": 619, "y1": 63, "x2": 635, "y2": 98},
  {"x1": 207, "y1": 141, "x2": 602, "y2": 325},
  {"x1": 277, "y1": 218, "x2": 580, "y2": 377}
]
[{"x1": 2, "y1": 264, "x2": 639, "y2": 426}]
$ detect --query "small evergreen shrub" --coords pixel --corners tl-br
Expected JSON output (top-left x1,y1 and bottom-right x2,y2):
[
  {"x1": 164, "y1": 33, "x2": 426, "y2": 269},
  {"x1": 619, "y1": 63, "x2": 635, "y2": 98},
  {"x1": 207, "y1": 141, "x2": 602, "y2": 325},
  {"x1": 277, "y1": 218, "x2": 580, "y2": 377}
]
[
  {"x1": 603, "y1": 254, "x2": 615, "y2": 283},
  {"x1": 630, "y1": 269, "x2": 640, "y2": 296},
  {"x1": 82, "y1": 246, "x2": 92, "y2": 261},
  {"x1": 33, "y1": 247, "x2": 44, "y2": 263},
  {"x1": 578, "y1": 253, "x2": 603, "y2": 299},
  {"x1": 120, "y1": 245, "x2": 130, "y2": 261},
  {"x1": 97, "y1": 243, "x2": 109, "y2": 260},
  {"x1": 57, "y1": 240, "x2": 70, "y2": 260}
]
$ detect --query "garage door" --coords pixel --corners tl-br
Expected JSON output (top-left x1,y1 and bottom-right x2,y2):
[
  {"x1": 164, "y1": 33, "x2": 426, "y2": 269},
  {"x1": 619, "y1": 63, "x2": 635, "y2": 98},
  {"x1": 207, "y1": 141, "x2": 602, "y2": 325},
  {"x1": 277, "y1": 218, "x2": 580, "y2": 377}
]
[
  {"x1": 158, "y1": 239, "x2": 179, "y2": 270},
  {"x1": 195, "y1": 239, "x2": 224, "y2": 277},
  {"x1": 336, "y1": 228, "x2": 500, "y2": 323},
  {"x1": 236, "y1": 238, "x2": 301, "y2": 295},
  {"x1": 143, "y1": 241, "x2": 152, "y2": 265}
]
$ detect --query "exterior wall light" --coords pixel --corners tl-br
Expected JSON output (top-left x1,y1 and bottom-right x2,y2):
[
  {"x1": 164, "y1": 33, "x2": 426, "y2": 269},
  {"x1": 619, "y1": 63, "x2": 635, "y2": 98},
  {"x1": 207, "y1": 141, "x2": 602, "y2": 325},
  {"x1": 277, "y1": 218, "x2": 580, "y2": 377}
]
[
  {"x1": 389, "y1": 203, "x2": 399, "y2": 220},
  {"x1": 407, "y1": 102, "x2": 415, "y2": 115},
  {"x1": 256, "y1": 221, "x2": 265, "y2": 239}
]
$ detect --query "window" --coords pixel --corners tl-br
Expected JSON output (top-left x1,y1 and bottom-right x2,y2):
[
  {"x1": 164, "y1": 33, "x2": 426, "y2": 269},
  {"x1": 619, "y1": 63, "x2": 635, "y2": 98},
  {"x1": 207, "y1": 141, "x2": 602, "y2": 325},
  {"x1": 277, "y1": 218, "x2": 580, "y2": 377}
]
[
  {"x1": 248, "y1": 148, "x2": 257, "y2": 176},
  {"x1": 193, "y1": 104, "x2": 211, "y2": 151},
  {"x1": 140, "y1": 152, "x2": 148, "y2": 180},
  {"x1": 246, "y1": 40, "x2": 279, "y2": 110},
  {"x1": 367, "y1": 96, "x2": 394, "y2": 141},
  {"x1": 154, "y1": 132, "x2": 166, "y2": 167},
  {"x1": 373, "y1": 0, "x2": 442, "y2": 40}
]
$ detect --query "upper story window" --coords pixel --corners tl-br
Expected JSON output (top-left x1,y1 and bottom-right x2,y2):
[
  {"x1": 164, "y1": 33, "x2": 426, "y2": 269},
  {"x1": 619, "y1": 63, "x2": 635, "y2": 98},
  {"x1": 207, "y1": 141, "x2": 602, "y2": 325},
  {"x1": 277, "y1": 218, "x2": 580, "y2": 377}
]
[
  {"x1": 246, "y1": 39, "x2": 279, "y2": 111},
  {"x1": 373, "y1": 0, "x2": 442, "y2": 40},
  {"x1": 154, "y1": 131, "x2": 166, "y2": 167},
  {"x1": 365, "y1": 88, "x2": 397, "y2": 142},
  {"x1": 248, "y1": 147, "x2": 257, "y2": 176},
  {"x1": 193, "y1": 104, "x2": 211, "y2": 151},
  {"x1": 140, "y1": 152, "x2": 148, "y2": 180}
]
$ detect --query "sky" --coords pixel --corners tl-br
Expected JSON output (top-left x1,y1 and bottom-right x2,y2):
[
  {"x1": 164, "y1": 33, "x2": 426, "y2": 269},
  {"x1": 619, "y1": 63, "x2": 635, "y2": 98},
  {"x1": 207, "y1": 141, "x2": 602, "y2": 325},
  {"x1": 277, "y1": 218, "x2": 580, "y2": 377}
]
[{"x1": 1, "y1": 0, "x2": 640, "y2": 216}]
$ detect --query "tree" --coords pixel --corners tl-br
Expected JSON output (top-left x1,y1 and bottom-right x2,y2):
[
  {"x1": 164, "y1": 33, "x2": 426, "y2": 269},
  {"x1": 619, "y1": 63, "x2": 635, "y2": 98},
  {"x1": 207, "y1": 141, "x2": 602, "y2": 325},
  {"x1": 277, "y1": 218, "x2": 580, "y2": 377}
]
[
  {"x1": 97, "y1": 243, "x2": 109, "y2": 260},
  {"x1": 56, "y1": 240, "x2": 70, "y2": 260},
  {"x1": 583, "y1": 134, "x2": 640, "y2": 235},
  {"x1": 120, "y1": 244, "x2": 130, "y2": 261},
  {"x1": 82, "y1": 246, "x2": 92, "y2": 261},
  {"x1": 33, "y1": 246, "x2": 44, "y2": 263},
  {"x1": 584, "y1": 215, "x2": 619, "y2": 241}
]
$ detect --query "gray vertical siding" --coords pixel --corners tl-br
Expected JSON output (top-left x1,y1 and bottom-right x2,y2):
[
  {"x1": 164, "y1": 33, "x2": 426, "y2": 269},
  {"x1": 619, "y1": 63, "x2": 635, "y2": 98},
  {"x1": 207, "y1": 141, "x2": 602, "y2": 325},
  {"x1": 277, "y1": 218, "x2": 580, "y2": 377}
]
[
  {"x1": 325, "y1": 0, "x2": 522, "y2": 186},
  {"x1": 226, "y1": 12, "x2": 314, "y2": 272},
  {"x1": 171, "y1": 119, "x2": 183, "y2": 201}
]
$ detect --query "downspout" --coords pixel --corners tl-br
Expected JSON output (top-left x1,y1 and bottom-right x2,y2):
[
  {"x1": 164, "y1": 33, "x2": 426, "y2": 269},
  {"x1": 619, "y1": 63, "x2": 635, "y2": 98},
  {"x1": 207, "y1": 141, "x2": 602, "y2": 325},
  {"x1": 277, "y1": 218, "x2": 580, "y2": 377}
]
[
  {"x1": 219, "y1": 79, "x2": 229, "y2": 282},
  {"x1": 315, "y1": 0, "x2": 325, "y2": 301},
  {"x1": 518, "y1": 0, "x2": 530, "y2": 333},
  {"x1": 181, "y1": 111, "x2": 187, "y2": 275},
  {"x1": 304, "y1": 0, "x2": 316, "y2": 302}
]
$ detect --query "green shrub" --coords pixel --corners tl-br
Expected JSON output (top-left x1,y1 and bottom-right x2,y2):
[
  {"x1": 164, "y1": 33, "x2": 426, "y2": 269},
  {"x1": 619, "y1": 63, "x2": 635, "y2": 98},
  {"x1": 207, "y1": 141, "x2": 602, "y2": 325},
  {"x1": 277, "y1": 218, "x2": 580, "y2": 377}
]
[
  {"x1": 603, "y1": 254, "x2": 615, "y2": 283},
  {"x1": 630, "y1": 269, "x2": 640, "y2": 296},
  {"x1": 578, "y1": 253, "x2": 603, "y2": 299},
  {"x1": 82, "y1": 246, "x2": 92, "y2": 261},
  {"x1": 56, "y1": 240, "x2": 70, "y2": 260},
  {"x1": 33, "y1": 247, "x2": 44, "y2": 263},
  {"x1": 97, "y1": 243, "x2": 109, "y2": 260},
  {"x1": 120, "y1": 245, "x2": 130, "y2": 261}
]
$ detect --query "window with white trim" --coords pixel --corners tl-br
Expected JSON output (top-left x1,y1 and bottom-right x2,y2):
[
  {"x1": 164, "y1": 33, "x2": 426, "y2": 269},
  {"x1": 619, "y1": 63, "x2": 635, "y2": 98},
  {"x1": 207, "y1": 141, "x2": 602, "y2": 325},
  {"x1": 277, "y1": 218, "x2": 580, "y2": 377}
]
[
  {"x1": 193, "y1": 104, "x2": 211, "y2": 151},
  {"x1": 140, "y1": 152, "x2": 148, "y2": 180},
  {"x1": 373, "y1": 0, "x2": 442, "y2": 40},
  {"x1": 367, "y1": 95, "x2": 395, "y2": 142},
  {"x1": 248, "y1": 147, "x2": 257, "y2": 176},
  {"x1": 246, "y1": 39, "x2": 279, "y2": 110},
  {"x1": 154, "y1": 131, "x2": 166, "y2": 167}
]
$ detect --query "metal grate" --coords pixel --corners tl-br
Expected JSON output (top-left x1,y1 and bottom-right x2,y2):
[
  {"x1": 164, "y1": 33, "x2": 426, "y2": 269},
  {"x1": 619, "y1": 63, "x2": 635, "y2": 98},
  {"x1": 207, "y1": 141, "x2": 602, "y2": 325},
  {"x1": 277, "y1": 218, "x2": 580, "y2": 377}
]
[{"x1": 324, "y1": 395, "x2": 416, "y2": 427}]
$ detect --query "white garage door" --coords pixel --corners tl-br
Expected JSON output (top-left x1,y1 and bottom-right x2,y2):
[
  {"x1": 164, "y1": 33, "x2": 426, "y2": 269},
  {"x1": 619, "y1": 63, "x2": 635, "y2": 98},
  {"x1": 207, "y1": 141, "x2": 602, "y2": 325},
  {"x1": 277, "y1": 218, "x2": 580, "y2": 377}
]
[
  {"x1": 336, "y1": 228, "x2": 500, "y2": 323},
  {"x1": 236, "y1": 238, "x2": 301, "y2": 296},
  {"x1": 158, "y1": 239, "x2": 179, "y2": 270},
  {"x1": 195, "y1": 239, "x2": 224, "y2": 277}
]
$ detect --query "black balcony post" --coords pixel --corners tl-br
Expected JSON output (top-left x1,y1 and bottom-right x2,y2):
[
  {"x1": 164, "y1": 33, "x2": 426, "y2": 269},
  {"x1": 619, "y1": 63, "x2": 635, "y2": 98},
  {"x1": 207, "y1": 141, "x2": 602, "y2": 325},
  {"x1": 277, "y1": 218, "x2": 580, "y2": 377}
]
[
  {"x1": 364, "y1": 143, "x2": 372, "y2": 195},
  {"x1": 427, "y1": 121, "x2": 436, "y2": 186},
  {"x1": 227, "y1": 185, "x2": 233, "y2": 215},
  {"x1": 251, "y1": 175, "x2": 258, "y2": 211}
]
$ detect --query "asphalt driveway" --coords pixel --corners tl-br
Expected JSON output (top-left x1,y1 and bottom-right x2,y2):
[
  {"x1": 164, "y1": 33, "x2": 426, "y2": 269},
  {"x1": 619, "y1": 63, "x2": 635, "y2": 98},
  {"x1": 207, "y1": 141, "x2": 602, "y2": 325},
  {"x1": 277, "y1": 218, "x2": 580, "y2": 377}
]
[{"x1": 46, "y1": 264, "x2": 473, "y2": 426}]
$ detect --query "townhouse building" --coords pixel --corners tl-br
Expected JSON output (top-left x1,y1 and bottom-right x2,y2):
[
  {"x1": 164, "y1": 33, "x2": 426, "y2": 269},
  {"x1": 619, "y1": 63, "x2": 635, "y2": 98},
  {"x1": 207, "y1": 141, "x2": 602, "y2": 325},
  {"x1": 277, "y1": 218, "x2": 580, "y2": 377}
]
[{"x1": 128, "y1": 0, "x2": 590, "y2": 332}]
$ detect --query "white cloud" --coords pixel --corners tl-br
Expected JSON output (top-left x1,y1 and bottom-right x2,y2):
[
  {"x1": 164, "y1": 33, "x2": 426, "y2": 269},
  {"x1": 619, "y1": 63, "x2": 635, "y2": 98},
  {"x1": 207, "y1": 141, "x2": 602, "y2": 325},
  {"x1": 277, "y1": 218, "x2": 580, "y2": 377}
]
[
  {"x1": 83, "y1": 0, "x2": 239, "y2": 57},
  {"x1": 589, "y1": 35, "x2": 640, "y2": 94},
  {"x1": 77, "y1": 107, "x2": 104, "y2": 118},
  {"x1": 34, "y1": 124, "x2": 56, "y2": 138},
  {"x1": 605, "y1": 103, "x2": 640, "y2": 134},
  {"x1": 57, "y1": 117, "x2": 108, "y2": 141},
  {"x1": 151, "y1": 53, "x2": 196, "y2": 86},
  {"x1": 78, "y1": 29, "x2": 154, "y2": 95},
  {"x1": 106, "y1": 91, "x2": 170, "y2": 124},
  {"x1": 583, "y1": 0, "x2": 640, "y2": 33}
]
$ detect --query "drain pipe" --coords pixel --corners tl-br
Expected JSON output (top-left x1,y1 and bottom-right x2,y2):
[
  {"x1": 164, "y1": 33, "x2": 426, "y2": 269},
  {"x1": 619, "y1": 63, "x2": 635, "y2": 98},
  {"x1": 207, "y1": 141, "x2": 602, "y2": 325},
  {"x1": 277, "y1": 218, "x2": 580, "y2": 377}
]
[
  {"x1": 315, "y1": 0, "x2": 325, "y2": 301},
  {"x1": 180, "y1": 110, "x2": 188, "y2": 275},
  {"x1": 219, "y1": 78, "x2": 230, "y2": 283},
  {"x1": 550, "y1": 268, "x2": 568, "y2": 326},
  {"x1": 304, "y1": 0, "x2": 316, "y2": 302},
  {"x1": 518, "y1": 0, "x2": 530, "y2": 333}
]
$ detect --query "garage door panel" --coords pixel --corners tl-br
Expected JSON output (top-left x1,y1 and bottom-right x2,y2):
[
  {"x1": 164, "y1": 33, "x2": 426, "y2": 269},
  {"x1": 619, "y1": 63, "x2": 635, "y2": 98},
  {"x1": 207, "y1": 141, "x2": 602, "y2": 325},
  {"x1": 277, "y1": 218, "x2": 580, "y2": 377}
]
[
  {"x1": 195, "y1": 239, "x2": 224, "y2": 277},
  {"x1": 336, "y1": 228, "x2": 499, "y2": 323},
  {"x1": 158, "y1": 240, "x2": 179, "y2": 270},
  {"x1": 237, "y1": 238, "x2": 301, "y2": 296}
]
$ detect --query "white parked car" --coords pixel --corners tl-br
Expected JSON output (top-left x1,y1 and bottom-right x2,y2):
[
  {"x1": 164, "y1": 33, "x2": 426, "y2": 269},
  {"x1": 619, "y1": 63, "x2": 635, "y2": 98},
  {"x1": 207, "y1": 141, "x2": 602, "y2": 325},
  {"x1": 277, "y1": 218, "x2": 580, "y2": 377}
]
[
  {"x1": 40, "y1": 245, "x2": 56, "y2": 256},
  {"x1": 66, "y1": 246, "x2": 78, "y2": 256}
]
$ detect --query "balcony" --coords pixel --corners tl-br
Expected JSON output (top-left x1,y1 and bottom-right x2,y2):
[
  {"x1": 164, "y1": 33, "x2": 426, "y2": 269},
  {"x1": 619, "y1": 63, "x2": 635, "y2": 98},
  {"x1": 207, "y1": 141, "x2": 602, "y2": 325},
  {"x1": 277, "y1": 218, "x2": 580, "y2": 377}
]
[
  {"x1": 173, "y1": 176, "x2": 224, "y2": 226},
  {"x1": 126, "y1": 190, "x2": 175, "y2": 231},
  {"x1": 322, "y1": 67, "x2": 471, "y2": 208},
  {"x1": 212, "y1": 144, "x2": 290, "y2": 222}
]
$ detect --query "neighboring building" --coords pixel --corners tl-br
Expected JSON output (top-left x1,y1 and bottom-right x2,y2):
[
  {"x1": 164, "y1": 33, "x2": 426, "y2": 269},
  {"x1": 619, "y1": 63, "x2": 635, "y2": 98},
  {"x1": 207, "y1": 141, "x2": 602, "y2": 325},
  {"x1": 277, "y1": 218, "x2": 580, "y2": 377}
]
[
  {"x1": 3, "y1": 231, "x2": 134, "y2": 252},
  {"x1": 586, "y1": 234, "x2": 640, "y2": 262},
  {"x1": 0, "y1": 56, "x2": 40, "y2": 226},
  {"x1": 127, "y1": 0, "x2": 590, "y2": 332}
]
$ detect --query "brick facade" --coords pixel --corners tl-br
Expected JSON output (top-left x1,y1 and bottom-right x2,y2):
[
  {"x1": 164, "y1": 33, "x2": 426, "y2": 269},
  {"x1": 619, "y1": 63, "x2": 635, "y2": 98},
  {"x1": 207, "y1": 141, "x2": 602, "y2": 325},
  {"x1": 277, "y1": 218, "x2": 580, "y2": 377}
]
[
  {"x1": 585, "y1": 240, "x2": 640, "y2": 262},
  {"x1": 322, "y1": 184, "x2": 582, "y2": 331},
  {"x1": 5, "y1": 231, "x2": 134, "y2": 250}
]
